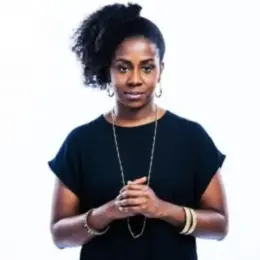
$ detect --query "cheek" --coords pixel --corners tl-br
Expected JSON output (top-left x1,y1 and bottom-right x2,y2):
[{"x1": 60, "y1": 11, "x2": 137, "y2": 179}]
[
  {"x1": 110, "y1": 71, "x2": 126, "y2": 86},
  {"x1": 144, "y1": 74, "x2": 159, "y2": 89}
]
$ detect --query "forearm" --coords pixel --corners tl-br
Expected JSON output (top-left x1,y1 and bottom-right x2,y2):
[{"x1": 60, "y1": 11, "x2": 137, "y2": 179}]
[
  {"x1": 51, "y1": 202, "x2": 114, "y2": 248},
  {"x1": 158, "y1": 200, "x2": 228, "y2": 240}
]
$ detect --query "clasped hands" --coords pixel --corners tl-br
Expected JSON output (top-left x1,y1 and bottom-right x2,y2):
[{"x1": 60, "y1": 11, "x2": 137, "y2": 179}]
[{"x1": 114, "y1": 176, "x2": 164, "y2": 219}]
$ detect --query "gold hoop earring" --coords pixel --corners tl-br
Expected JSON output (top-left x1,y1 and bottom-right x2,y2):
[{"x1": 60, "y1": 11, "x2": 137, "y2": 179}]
[
  {"x1": 107, "y1": 85, "x2": 114, "y2": 97},
  {"x1": 155, "y1": 83, "x2": 162, "y2": 98}
]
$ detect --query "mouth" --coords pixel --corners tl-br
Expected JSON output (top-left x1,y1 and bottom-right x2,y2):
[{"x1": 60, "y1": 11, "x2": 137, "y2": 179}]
[{"x1": 123, "y1": 91, "x2": 145, "y2": 100}]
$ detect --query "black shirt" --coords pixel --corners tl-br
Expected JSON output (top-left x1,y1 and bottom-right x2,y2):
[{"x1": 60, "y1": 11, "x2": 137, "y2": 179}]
[{"x1": 48, "y1": 110, "x2": 226, "y2": 260}]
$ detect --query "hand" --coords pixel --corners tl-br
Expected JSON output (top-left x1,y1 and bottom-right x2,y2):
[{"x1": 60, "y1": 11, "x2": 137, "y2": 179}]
[
  {"x1": 116, "y1": 179, "x2": 164, "y2": 218},
  {"x1": 109, "y1": 177, "x2": 148, "y2": 220}
]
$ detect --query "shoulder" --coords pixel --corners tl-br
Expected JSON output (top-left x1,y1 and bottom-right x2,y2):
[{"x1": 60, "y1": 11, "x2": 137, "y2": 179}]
[
  {"x1": 62, "y1": 114, "x2": 106, "y2": 145},
  {"x1": 163, "y1": 110, "x2": 218, "y2": 152},
  {"x1": 165, "y1": 110, "x2": 207, "y2": 137}
]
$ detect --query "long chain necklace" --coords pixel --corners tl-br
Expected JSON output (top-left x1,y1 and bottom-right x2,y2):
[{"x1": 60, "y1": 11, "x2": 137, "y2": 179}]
[{"x1": 111, "y1": 105, "x2": 159, "y2": 239}]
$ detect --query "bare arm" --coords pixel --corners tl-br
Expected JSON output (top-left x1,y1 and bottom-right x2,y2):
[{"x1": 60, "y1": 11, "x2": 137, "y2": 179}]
[
  {"x1": 117, "y1": 170, "x2": 228, "y2": 240},
  {"x1": 50, "y1": 177, "x2": 146, "y2": 249},
  {"x1": 50, "y1": 179, "x2": 114, "y2": 249},
  {"x1": 159, "y1": 169, "x2": 229, "y2": 240}
]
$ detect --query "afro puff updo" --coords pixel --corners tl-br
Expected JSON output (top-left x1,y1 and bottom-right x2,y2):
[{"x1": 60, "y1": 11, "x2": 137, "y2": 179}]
[{"x1": 71, "y1": 3, "x2": 165, "y2": 90}]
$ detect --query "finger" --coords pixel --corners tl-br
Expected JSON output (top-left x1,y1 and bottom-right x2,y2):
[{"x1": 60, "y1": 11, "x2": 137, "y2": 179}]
[
  {"x1": 118, "y1": 189, "x2": 147, "y2": 199},
  {"x1": 125, "y1": 184, "x2": 149, "y2": 191},
  {"x1": 120, "y1": 205, "x2": 146, "y2": 213},
  {"x1": 120, "y1": 183, "x2": 148, "y2": 193},
  {"x1": 117, "y1": 206, "x2": 135, "y2": 216},
  {"x1": 118, "y1": 206, "x2": 132, "y2": 213},
  {"x1": 128, "y1": 176, "x2": 147, "y2": 185},
  {"x1": 116, "y1": 197, "x2": 147, "y2": 207}
]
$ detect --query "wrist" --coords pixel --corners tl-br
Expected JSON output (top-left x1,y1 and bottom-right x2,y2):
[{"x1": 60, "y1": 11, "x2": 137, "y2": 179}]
[
  {"x1": 103, "y1": 200, "x2": 118, "y2": 222},
  {"x1": 88, "y1": 202, "x2": 114, "y2": 230},
  {"x1": 156, "y1": 200, "x2": 185, "y2": 227},
  {"x1": 155, "y1": 199, "x2": 172, "y2": 219}
]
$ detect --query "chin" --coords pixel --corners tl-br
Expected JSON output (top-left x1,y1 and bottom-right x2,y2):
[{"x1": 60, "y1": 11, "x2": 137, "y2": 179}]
[{"x1": 120, "y1": 99, "x2": 148, "y2": 109}]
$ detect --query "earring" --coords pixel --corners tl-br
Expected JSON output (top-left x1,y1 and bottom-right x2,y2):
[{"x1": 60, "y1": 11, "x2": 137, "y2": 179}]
[
  {"x1": 155, "y1": 82, "x2": 162, "y2": 98},
  {"x1": 107, "y1": 85, "x2": 114, "y2": 97}
]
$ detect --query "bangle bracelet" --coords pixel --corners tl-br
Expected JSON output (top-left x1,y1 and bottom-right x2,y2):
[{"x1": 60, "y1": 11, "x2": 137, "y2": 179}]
[
  {"x1": 83, "y1": 209, "x2": 110, "y2": 236},
  {"x1": 186, "y1": 208, "x2": 197, "y2": 235},
  {"x1": 180, "y1": 207, "x2": 192, "y2": 234}
]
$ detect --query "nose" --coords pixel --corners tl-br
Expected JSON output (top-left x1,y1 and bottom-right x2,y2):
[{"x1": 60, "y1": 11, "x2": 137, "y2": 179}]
[{"x1": 127, "y1": 68, "x2": 142, "y2": 87}]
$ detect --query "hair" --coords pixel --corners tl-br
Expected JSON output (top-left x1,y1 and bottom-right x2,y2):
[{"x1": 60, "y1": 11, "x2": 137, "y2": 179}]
[{"x1": 71, "y1": 3, "x2": 165, "y2": 90}]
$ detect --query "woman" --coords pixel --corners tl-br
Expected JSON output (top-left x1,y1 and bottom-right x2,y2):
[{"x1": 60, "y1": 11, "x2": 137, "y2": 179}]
[{"x1": 48, "y1": 3, "x2": 228, "y2": 260}]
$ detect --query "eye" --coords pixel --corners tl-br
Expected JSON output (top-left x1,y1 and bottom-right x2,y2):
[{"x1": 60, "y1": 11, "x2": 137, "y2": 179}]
[
  {"x1": 142, "y1": 65, "x2": 155, "y2": 74},
  {"x1": 117, "y1": 65, "x2": 129, "y2": 73}
]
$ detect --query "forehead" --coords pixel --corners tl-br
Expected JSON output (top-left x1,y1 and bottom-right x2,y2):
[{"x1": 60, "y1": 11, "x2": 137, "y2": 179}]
[{"x1": 113, "y1": 36, "x2": 159, "y2": 60}]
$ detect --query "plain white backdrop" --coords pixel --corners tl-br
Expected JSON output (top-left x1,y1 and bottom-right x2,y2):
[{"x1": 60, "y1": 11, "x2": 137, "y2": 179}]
[{"x1": 0, "y1": 0, "x2": 259, "y2": 259}]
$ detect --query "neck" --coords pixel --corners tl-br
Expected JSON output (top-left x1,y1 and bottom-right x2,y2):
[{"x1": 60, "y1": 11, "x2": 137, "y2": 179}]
[{"x1": 114, "y1": 101, "x2": 157, "y2": 123}]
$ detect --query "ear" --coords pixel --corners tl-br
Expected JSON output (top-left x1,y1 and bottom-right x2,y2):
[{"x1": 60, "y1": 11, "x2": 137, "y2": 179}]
[
  {"x1": 158, "y1": 61, "x2": 165, "y2": 82},
  {"x1": 160, "y1": 61, "x2": 165, "y2": 71}
]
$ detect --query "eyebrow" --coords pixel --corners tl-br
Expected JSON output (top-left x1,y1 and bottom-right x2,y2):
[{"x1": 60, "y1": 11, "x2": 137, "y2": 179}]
[{"x1": 115, "y1": 58, "x2": 155, "y2": 64}]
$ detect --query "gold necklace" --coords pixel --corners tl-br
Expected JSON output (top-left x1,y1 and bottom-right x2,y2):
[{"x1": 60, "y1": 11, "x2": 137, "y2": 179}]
[{"x1": 111, "y1": 106, "x2": 159, "y2": 238}]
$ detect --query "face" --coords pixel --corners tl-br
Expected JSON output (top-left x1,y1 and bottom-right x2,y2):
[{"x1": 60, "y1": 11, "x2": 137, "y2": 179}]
[{"x1": 109, "y1": 36, "x2": 164, "y2": 108}]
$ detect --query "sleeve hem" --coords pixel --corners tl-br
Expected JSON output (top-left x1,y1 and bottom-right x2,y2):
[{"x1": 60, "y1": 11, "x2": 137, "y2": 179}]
[
  {"x1": 48, "y1": 160, "x2": 80, "y2": 198},
  {"x1": 196, "y1": 153, "x2": 226, "y2": 202}
]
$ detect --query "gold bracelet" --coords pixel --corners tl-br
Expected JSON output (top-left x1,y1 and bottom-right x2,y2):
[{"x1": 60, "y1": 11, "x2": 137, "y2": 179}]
[
  {"x1": 83, "y1": 209, "x2": 110, "y2": 236},
  {"x1": 180, "y1": 207, "x2": 192, "y2": 234},
  {"x1": 186, "y1": 208, "x2": 197, "y2": 235}
]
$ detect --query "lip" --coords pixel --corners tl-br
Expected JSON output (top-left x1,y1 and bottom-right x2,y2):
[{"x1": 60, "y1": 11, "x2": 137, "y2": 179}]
[
  {"x1": 124, "y1": 91, "x2": 145, "y2": 95},
  {"x1": 123, "y1": 91, "x2": 145, "y2": 100}
]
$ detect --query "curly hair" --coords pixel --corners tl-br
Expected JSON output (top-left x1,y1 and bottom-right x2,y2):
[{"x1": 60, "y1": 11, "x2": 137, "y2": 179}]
[{"x1": 71, "y1": 3, "x2": 165, "y2": 90}]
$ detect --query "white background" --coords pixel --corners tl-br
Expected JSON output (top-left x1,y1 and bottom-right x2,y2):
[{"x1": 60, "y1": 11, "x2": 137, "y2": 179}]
[{"x1": 0, "y1": 0, "x2": 259, "y2": 259}]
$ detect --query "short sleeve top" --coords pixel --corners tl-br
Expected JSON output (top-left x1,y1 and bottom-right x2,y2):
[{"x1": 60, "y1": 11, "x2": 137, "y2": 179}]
[{"x1": 48, "y1": 110, "x2": 226, "y2": 260}]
